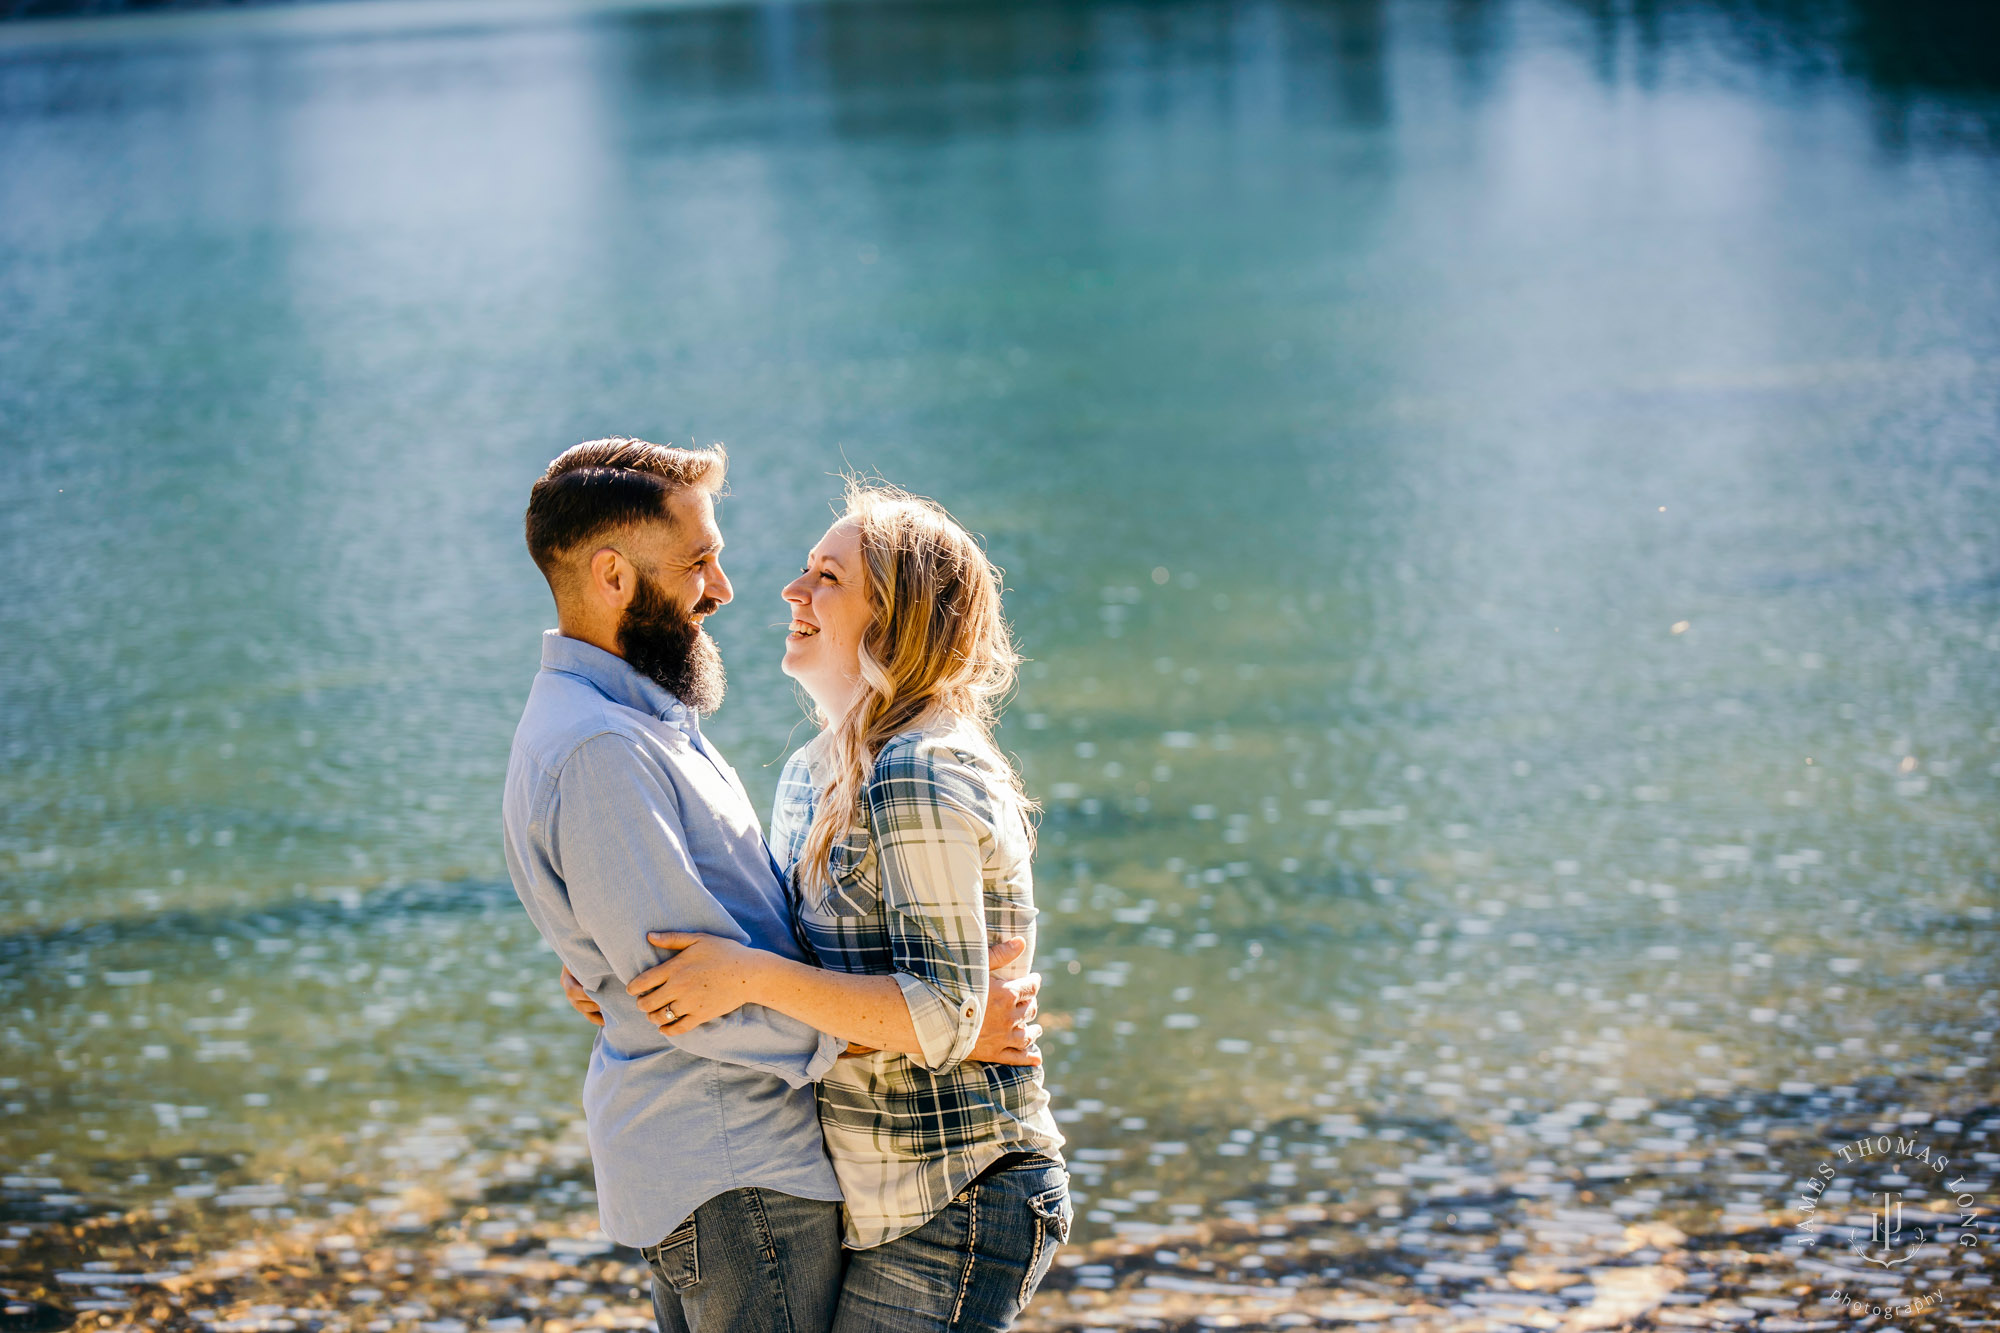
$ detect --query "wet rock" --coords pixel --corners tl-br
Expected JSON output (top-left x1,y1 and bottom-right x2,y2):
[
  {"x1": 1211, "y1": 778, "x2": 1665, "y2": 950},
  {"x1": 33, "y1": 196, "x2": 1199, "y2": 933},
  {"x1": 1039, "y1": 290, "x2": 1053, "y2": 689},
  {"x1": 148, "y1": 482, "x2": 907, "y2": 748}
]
[
  {"x1": 0, "y1": 1301, "x2": 72, "y2": 1333},
  {"x1": 1558, "y1": 1266, "x2": 1682, "y2": 1331}
]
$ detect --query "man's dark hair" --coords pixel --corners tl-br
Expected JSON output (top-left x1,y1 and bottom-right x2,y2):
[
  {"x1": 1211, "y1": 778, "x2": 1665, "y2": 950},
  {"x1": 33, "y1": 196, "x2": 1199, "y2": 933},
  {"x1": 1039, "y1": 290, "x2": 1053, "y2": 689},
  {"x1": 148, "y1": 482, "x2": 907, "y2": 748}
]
[{"x1": 524, "y1": 437, "x2": 728, "y2": 585}]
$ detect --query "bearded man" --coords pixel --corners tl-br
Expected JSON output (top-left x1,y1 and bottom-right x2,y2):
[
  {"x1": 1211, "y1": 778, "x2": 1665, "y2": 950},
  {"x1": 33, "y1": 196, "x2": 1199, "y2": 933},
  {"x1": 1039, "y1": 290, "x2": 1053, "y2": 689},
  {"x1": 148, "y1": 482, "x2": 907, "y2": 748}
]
[{"x1": 500, "y1": 439, "x2": 1035, "y2": 1333}]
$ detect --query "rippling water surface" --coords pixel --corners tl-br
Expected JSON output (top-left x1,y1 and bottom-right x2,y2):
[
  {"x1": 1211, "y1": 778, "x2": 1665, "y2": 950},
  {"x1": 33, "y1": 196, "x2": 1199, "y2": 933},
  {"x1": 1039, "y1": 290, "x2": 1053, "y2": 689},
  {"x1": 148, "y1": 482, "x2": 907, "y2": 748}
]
[{"x1": 2, "y1": 0, "x2": 1997, "y2": 1248}]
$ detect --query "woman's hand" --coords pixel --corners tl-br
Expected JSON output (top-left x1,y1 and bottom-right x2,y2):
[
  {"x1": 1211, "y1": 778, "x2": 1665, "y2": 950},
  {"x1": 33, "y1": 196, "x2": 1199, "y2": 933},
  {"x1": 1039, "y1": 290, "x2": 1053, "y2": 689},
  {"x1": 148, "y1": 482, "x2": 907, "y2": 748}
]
[
  {"x1": 630, "y1": 932, "x2": 760, "y2": 1037},
  {"x1": 560, "y1": 966, "x2": 603, "y2": 1027}
]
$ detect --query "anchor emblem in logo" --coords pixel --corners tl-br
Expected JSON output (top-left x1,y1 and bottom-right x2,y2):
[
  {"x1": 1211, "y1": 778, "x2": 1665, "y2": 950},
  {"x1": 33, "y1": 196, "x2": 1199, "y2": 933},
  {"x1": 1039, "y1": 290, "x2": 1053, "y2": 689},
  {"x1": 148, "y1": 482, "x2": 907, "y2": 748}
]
[{"x1": 1850, "y1": 1191, "x2": 1926, "y2": 1267}]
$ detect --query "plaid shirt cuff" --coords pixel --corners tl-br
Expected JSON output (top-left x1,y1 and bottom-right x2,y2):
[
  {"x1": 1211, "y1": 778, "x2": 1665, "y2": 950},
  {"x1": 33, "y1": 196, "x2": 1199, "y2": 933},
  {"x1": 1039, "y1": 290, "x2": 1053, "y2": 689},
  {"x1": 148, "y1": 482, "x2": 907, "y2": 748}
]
[{"x1": 895, "y1": 971, "x2": 980, "y2": 1072}]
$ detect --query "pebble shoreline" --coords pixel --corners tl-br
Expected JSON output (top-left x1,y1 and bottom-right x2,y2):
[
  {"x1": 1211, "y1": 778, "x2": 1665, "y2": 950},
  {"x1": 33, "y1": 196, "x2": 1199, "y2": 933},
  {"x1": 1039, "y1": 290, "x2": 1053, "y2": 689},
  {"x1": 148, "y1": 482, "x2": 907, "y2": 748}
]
[{"x1": 5, "y1": 1088, "x2": 1993, "y2": 1333}]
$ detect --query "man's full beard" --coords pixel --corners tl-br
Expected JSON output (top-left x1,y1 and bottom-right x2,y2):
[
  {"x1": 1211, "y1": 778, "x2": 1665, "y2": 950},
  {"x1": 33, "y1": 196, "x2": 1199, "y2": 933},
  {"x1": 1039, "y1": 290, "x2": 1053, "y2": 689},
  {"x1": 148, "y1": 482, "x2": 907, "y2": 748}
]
[{"x1": 618, "y1": 572, "x2": 727, "y2": 716}]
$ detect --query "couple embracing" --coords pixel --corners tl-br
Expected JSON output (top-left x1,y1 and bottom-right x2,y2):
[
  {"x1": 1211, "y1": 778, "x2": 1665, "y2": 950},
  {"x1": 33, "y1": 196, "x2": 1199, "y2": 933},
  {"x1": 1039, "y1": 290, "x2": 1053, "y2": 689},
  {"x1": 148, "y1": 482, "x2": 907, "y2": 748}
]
[{"x1": 500, "y1": 438, "x2": 1068, "y2": 1333}]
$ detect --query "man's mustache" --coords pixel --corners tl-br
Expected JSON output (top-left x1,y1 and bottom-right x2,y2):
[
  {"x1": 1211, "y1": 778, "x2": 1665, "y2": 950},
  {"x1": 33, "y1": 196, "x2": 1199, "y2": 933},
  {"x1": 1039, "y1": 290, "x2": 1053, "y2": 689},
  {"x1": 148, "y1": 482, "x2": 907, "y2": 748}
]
[{"x1": 692, "y1": 597, "x2": 721, "y2": 618}]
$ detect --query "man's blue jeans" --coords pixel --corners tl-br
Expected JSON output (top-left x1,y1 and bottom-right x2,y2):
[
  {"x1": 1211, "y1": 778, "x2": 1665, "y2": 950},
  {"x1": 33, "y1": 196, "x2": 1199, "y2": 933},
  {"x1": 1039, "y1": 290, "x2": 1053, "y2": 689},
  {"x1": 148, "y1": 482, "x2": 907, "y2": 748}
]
[
  {"x1": 831, "y1": 1153, "x2": 1072, "y2": 1333},
  {"x1": 643, "y1": 1187, "x2": 843, "y2": 1333}
]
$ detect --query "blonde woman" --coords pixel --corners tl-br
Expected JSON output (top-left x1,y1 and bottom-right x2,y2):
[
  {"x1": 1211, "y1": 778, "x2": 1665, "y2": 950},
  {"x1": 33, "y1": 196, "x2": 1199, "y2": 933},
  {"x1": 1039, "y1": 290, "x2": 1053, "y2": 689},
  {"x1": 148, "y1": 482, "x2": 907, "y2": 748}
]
[{"x1": 611, "y1": 483, "x2": 1068, "y2": 1332}]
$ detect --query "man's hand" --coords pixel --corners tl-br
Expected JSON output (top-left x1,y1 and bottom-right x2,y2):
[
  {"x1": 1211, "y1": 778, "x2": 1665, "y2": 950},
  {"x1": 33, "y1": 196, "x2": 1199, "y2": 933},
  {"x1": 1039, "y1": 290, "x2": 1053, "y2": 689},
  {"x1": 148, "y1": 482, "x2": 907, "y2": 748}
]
[
  {"x1": 560, "y1": 966, "x2": 603, "y2": 1027},
  {"x1": 969, "y1": 936, "x2": 1042, "y2": 1067}
]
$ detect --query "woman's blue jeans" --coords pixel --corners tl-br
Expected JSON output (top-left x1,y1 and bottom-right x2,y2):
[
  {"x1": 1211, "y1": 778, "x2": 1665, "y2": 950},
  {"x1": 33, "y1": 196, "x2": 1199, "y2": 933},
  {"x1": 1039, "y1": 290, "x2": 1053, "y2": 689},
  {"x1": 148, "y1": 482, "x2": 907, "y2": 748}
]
[{"x1": 831, "y1": 1153, "x2": 1073, "y2": 1333}]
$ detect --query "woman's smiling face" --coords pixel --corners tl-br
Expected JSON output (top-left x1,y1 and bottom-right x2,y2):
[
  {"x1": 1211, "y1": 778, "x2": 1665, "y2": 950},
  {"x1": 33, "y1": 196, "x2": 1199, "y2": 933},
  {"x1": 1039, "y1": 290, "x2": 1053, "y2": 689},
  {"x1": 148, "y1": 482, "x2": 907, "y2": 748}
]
[{"x1": 779, "y1": 516, "x2": 874, "y2": 715}]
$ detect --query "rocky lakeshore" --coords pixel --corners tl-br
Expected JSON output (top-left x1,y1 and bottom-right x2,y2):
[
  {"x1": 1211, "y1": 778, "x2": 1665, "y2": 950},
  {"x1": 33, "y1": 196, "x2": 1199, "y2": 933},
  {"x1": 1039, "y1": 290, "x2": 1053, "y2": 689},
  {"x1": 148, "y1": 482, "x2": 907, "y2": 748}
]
[{"x1": 5, "y1": 1084, "x2": 1992, "y2": 1333}]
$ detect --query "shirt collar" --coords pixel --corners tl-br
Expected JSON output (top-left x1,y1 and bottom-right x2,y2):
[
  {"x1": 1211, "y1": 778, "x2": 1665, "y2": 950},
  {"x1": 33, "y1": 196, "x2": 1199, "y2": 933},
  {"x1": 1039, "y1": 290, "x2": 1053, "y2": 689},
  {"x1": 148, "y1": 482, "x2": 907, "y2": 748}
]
[{"x1": 539, "y1": 630, "x2": 696, "y2": 727}]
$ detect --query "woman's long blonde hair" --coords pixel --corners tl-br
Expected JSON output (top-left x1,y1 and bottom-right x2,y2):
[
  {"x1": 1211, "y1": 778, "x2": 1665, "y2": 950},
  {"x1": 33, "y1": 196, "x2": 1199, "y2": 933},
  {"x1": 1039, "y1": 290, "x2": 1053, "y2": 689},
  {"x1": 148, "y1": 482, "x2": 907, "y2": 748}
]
[{"x1": 799, "y1": 481, "x2": 1034, "y2": 894}]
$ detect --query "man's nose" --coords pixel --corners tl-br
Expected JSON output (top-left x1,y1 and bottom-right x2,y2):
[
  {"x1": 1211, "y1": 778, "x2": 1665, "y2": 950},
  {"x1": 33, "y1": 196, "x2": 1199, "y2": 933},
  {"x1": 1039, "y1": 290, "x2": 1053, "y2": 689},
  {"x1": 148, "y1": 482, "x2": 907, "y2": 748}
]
[{"x1": 708, "y1": 561, "x2": 734, "y2": 606}]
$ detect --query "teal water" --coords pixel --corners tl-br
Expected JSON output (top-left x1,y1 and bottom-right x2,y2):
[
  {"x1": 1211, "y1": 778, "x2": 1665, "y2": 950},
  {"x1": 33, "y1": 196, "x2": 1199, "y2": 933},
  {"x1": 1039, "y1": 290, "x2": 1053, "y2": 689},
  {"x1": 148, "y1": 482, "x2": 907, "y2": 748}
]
[{"x1": 2, "y1": 0, "x2": 1997, "y2": 1246}]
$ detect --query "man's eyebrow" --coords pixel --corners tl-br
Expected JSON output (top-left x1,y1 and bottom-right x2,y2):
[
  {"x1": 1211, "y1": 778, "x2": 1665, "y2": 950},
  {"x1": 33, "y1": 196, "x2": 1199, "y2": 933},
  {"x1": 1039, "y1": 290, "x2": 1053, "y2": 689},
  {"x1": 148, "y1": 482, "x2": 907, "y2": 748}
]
[{"x1": 687, "y1": 538, "x2": 723, "y2": 560}]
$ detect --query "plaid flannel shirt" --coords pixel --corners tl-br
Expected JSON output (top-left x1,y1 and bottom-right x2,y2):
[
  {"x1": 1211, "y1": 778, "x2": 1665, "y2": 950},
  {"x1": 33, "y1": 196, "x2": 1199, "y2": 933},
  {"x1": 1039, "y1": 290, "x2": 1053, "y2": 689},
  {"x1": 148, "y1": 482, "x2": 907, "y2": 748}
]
[{"x1": 771, "y1": 721, "x2": 1064, "y2": 1250}]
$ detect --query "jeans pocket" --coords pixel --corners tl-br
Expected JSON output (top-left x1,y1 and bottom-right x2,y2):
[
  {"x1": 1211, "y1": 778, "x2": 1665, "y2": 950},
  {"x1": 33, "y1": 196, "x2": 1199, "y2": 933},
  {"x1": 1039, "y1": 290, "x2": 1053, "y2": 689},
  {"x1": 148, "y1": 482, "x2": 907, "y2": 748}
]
[
  {"x1": 644, "y1": 1215, "x2": 699, "y2": 1293},
  {"x1": 1017, "y1": 1179, "x2": 1072, "y2": 1308},
  {"x1": 1029, "y1": 1182, "x2": 1073, "y2": 1247}
]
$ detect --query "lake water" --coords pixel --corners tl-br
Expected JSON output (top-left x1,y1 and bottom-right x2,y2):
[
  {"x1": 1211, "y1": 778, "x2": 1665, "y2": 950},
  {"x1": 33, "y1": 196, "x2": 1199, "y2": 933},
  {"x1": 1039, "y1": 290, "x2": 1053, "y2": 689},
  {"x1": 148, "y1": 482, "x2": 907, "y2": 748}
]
[{"x1": 2, "y1": 0, "x2": 1997, "y2": 1255}]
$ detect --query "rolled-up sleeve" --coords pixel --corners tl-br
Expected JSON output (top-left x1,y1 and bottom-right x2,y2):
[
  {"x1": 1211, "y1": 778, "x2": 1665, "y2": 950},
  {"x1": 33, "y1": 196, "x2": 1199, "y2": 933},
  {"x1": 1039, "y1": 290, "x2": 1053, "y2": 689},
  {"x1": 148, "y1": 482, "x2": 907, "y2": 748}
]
[
  {"x1": 553, "y1": 733, "x2": 843, "y2": 1087},
  {"x1": 869, "y1": 747, "x2": 991, "y2": 1073}
]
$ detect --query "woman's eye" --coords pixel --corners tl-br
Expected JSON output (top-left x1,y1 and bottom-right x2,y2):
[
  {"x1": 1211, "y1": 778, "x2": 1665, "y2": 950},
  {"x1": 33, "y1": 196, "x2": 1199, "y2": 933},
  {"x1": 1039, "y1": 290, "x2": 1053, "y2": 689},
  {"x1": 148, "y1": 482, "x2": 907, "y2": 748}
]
[{"x1": 819, "y1": 571, "x2": 836, "y2": 582}]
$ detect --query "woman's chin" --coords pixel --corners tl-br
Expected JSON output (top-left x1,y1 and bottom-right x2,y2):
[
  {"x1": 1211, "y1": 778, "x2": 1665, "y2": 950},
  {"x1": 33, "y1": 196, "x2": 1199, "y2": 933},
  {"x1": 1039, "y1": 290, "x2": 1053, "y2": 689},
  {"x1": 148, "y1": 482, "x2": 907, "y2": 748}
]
[{"x1": 779, "y1": 639, "x2": 811, "y2": 678}]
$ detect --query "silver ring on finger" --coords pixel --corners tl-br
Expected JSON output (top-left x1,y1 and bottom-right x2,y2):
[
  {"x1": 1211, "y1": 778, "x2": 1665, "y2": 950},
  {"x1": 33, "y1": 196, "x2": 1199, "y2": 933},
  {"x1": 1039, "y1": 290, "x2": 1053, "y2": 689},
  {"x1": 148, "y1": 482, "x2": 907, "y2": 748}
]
[{"x1": 660, "y1": 1004, "x2": 677, "y2": 1025}]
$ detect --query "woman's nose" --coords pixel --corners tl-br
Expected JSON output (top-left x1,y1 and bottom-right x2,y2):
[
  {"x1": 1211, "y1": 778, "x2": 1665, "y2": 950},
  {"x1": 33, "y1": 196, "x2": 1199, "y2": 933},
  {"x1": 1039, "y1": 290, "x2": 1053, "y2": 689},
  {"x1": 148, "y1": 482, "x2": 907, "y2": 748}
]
[{"x1": 782, "y1": 575, "x2": 808, "y2": 605}]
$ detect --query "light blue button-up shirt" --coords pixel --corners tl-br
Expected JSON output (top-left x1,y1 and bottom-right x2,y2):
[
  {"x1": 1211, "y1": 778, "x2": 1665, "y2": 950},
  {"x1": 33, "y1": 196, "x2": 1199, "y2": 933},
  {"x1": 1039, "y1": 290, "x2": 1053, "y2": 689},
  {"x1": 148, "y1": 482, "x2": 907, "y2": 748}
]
[{"x1": 501, "y1": 631, "x2": 843, "y2": 1248}]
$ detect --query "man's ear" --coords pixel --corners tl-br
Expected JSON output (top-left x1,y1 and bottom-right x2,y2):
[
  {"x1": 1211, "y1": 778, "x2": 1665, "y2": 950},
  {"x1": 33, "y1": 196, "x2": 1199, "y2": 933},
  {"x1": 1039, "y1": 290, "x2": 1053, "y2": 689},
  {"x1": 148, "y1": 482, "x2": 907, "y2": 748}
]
[{"x1": 588, "y1": 547, "x2": 636, "y2": 612}]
